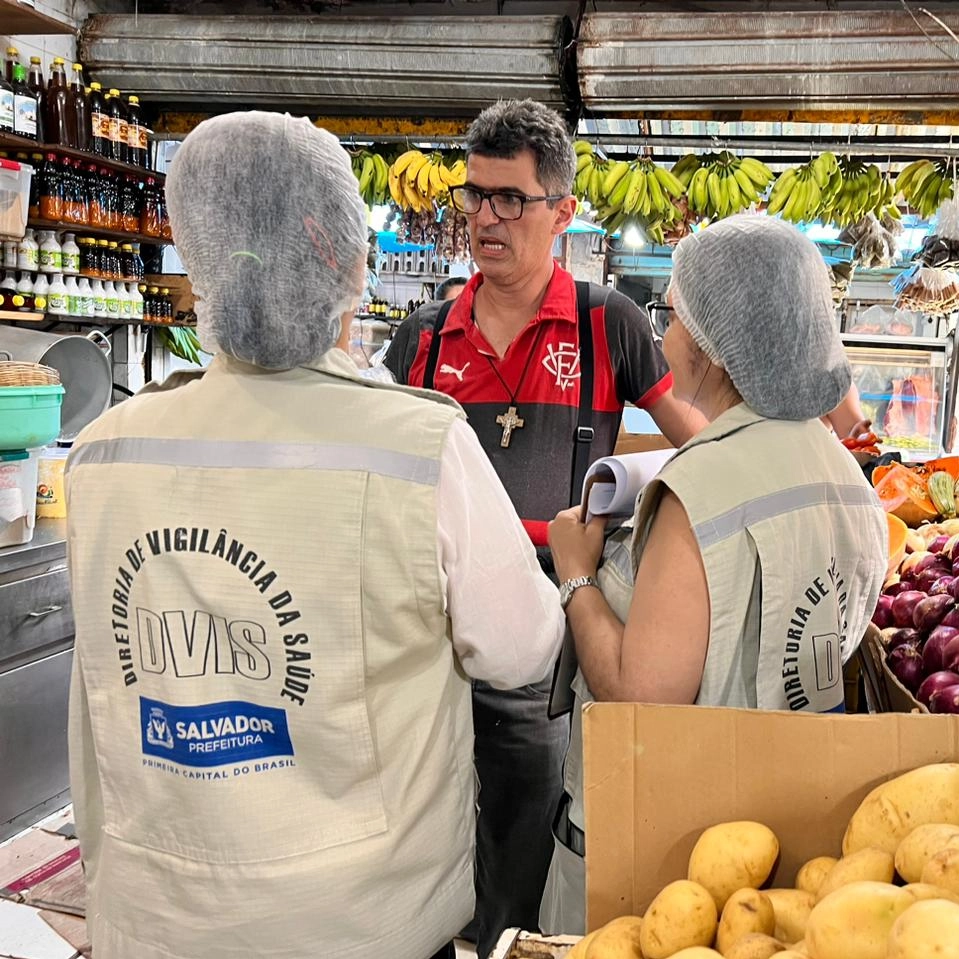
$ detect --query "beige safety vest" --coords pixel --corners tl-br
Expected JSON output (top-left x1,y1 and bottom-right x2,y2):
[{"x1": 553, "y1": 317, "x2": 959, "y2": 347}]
[
  {"x1": 564, "y1": 404, "x2": 887, "y2": 830},
  {"x1": 66, "y1": 350, "x2": 477, "y2": 959}
]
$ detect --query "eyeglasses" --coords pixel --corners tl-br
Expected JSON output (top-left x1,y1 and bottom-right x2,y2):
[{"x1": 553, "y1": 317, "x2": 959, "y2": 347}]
[
  {"x1": 448, "y1": 185, "x2": 566, "y2": 221},
  {"x1": 645, "y1": 300, "x2": 674, "y2": 337}
]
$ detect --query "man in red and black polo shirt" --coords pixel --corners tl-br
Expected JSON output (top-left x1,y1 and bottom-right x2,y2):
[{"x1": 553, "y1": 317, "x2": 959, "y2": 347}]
[{"x1": 384, "y1": 100, "x2": 703, "y2": 956}]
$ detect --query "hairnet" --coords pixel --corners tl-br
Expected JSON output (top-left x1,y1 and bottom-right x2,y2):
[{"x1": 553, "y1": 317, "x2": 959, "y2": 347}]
[
  {"x1": 166, "y1": 112, "x2": 368, "y2": 369},
  {"x1": 670, "y1": 214, "x2": 851, "y2": 420}
]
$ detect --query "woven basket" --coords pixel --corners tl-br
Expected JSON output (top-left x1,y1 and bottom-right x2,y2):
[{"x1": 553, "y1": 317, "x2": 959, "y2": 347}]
[{"x1": 0, "y1": 361, "x2": 61, "y2": 387}]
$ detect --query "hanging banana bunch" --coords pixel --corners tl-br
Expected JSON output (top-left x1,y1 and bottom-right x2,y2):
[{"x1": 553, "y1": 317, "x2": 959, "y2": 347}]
[
  {"x1": 388, "y1": 150, "x2": 466, "y2": 213},
  {"x1": 573, "y1": 142, "x2": 614, "y2": 209},
  {"x1": 896, "y1": 159, "x2": 955, "y2": 220},
  {"x1": 687, "y1": 152, "x2": 775, "y2": 220},
  {"x1": 766, "y1": 152, "x2": 840, "y2": 224},
  {"x1": 670, "y1": 153, "x2": 703, "y2": 190},
  {"x1": 589, "y1": 156, "x2": 686, "y2": 239},
  {"x1": 351, "y1": 149, "x2": 393, "y2": 208},
  {"x1": 820, "y1": 157, "x2": 885, "y2": 228}
]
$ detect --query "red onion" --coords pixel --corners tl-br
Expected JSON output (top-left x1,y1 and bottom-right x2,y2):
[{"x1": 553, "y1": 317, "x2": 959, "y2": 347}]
[
  {"x1": 930, "y1": 684, "x2": 959, "y2": 713},
  {"x1": 923, "y1": 626, "x2": 959, "y2": 673},
  {"x1": 885, "y1": 627, "x2": 920, "y2": 650},
  {"x1": 872, "y1": 595, "x2": 896, "y2": 629},
  {"x1": 917, "y1": 670, "x2": 959, "y2": 707},
  {"x1": 884, "y1": 581, "x2": 912, "y2": 597},
  {"x1": 930, "y1": 576, "x2": 957, "y2": 596},
  {"x1": 892, "y1": 591, "x2": 928, "y2": 628},
  {"x1": 944, "y1": 634, "x2": 959, "y2": 673},
  {"x1": 913, "y1": 594, "x2": 955, "y2": 633},
  {"x1": 889, "y1": 645, "x2": 925, "y2": 692},
  {"x1": 930, "y1": 535, "x2": 952, "y2": 554}
]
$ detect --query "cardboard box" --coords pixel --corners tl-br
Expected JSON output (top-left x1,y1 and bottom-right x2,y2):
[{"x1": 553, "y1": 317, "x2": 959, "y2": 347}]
[
  {"x1": 490, "y1": 929, "x2": 581, "y2": 958},
  {"x1": 861, "y1": 623, "x2": 926, "y2": 714},
  {"x1": 582, "y1": 703, "x2": 959, "y2": 930},
  {"x1": 612, "y1": 430, "x2": 674, "y2": 456}
]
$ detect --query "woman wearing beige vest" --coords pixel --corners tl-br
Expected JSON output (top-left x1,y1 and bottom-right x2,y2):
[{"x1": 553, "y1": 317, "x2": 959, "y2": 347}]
[
  {"x1": 540, "y1": 215, "x2": 887, "y2": 934},
  {"x1": 65, "y1": 113, "x2": 565, "y2": 959}
]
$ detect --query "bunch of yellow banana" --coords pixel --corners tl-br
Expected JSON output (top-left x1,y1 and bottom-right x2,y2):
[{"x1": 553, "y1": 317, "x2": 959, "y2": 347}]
[
  {"x1": 388, "y1": 150, "x2": 466, "y2": 213},
  {"x1": 822, "y1": 157, "x2": 885, "y2": 228},
  {"x1": 589, "y1": 157, "x2": 686, "y2": 236},
  {"x1": 686, "y1": 152, "x2": 775, "y2": 220},
  {"x1": 766, "y1": 153, "x2": 838, "y2": 224},
  {"x1": 896, "y1": 158, "x2": 954, "y2": 220},
  {"x1": 351, "y1": 150, "x2": 392, "y2": 208},
  {"x1": 573, "y1": 142, "x2": 614, "y2": 208}
]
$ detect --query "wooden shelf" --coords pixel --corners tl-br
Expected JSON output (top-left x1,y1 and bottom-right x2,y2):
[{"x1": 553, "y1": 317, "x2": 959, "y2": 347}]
[
  {"x1": 0, "y1": 0, "x2": 74, "y2": 35},
  {"x1": 44, "y1": 313, "x2": 195, "y2": 329},
  {"x1": 28, "y1": 218, "x2": 170, "y2": 247},
  {"x1": 0, "y1": 133, "x2": 163, "y2": 182},
  {"x1": 0, "y1": 309, "x2": 43, "y2": 322}
]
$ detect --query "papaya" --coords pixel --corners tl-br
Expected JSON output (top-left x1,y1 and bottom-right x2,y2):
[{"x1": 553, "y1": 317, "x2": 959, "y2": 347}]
[
  {"x1": 874, "y1": 464, "x2": 939, "y2": 528},
  {"x1": 886, "y1": 513, "x2": 908, "y2": 581}
]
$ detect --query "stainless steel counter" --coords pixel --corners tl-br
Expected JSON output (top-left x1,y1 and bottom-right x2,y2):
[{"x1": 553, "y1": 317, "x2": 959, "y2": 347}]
[
  {"x1": 0, "y1": 517, "x2": 73, "y2": 842},
  {"x1": 0, "y1": 519, "x2": 67, "y2": 576}
]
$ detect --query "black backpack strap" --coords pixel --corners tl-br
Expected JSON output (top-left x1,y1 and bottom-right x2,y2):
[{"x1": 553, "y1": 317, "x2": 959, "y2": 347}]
[
  {"x1": 570, "y1": 281, "x2": 596, "y2": 507},
  {"x1": 421, "y1": 300, "x2": 455, "y2": 390}
]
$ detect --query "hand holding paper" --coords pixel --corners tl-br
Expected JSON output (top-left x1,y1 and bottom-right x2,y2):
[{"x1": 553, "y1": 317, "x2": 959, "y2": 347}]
[{"x1": 580, "y1": 449, "x2": 674, "y2": 523}]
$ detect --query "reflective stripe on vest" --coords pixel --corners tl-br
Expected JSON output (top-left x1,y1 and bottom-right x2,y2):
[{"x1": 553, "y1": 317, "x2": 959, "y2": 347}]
[
  {"x1": 67, "y1": 436, "x2": 441, "y2": 486},
  {"x1": 693, "y1": 482, "x2": 880, "y2": 550}
]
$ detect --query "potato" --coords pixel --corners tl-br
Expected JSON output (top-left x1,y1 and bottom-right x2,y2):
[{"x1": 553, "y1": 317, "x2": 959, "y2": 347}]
[
  {"x1": 804, "y1": 881, "x2": 913, "y2": 959},
  {"x1": 586, "y1": 916, "x2": 644, "y2": 959},
  {"x1": 639, "y1": 880, "x2": 717, "y2": 959},
  {"x1": 667, "y1": 951, "x2": 723, "y2": 959},
  {"x1": 722, "y1": 933, "x2": 784, "y2": 959},
  {"x1": 688, "y1": 821, "x2": 780, "y2": 911},
  {"x1": 887, "y1": 898, "x2": 959, "y2": 959},
  {"x1": 902, "y1": 881, "x2": 959, "y2": 905},
  {"x1": 795, "y1": 856, "x2": 838, "y2": 897},
  {"x1": 815, "y1": 847, "x2": 895, "y2": 901},
  {"x1": 762, "y1": 889, "x2": 815, "y2": 943},
  {"x1": 894, "y1": 823, "x2": 959, "y2": 882},
  {"x1": 567, "y1": 930, "x2": 599, "y2": 959},
  {"x1": 920, "y1": 846, "x2": 959, "y2": 894},
  {"x1": 842, "y1": 763, "x2": 959, "y2": 856},
  {"x1": 716, "y1": 888, "x2": 775, "y2": 954}
]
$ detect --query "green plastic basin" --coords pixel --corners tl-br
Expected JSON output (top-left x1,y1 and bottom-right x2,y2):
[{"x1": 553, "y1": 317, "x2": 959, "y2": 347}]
[{"x1": 0, "y1": 385, "x2": 66, "y2": 451}]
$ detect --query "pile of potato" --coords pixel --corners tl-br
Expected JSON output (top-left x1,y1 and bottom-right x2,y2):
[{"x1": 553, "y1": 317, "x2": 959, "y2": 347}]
[{"x1": 570, "y1": 763, "x2": 959, "y2": 959}]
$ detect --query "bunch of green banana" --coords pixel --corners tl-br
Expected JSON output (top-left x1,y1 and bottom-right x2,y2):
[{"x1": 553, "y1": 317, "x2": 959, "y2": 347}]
[
  {"x1": 351, "y1": 150, "x2": 392, "y2": 208},
  {"x1": 766, "y1": 153, "x2": 838, "y2": 224},
  {"x1": 822, "y1": 157, "x2": 884, "y2": 228},
  {"x1": 896, "y1": 159, "x2": 954, "y2": 220},
  {"x1": 155, "y1": 326, "x2": 203, "y2": 365},
  {"x1": 687, "y1": 152, "x2": 774, "y2": 220},
  {"x1": 670, "y1": 153, "x2": 703, "y2": 190},
  {"x1": 591, "y1": 157, "x2": 685, "y2": 236}
]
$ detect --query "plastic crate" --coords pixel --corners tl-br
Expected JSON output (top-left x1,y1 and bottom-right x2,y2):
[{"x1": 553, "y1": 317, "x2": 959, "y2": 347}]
[{"x1": 0, "y1": 158, "x2": 33, "y2": 241}]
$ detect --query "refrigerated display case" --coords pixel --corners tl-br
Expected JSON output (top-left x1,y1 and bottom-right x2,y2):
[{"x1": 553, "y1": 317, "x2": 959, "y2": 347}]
[{"x1": 841, "y1": 331, "x2": 957, "y2": 461}]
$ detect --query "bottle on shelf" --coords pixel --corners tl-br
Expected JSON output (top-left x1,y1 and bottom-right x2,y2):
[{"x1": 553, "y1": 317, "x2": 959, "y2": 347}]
[
  {"x1": 129, "y1": 280, "x2": 143, "y2": 320},
  {"x1": 64, "y1": 274, "x2": 80, "y2": 315},
  {"x1": 0, "y1": 270, "x2": 15, "y2": 293},
  {"x1": 4, "y1": 47, "x2": 20, "y2": 86},
  {"x1": 107, "y1": 240, "x2": 120, "y2": 279},
  {"x1": 101, "y1": 171, "x2": 119, "y2": 229},
  {"x1": 17, "y1": 228, "x2": 38, "y2": 271},
  {"x1": 105, "y1": 89, "x2": 127, "y2": 164},
  {"x1": 121, "y1": 175, "x2": 139, "y2": 232},
  {"x1": 146, "y1": 284, "x2": 160, "y2": 323},
  {"x1": 117, "y1": 279, "x2": 132, "y2": 318},
  {"x1": 77, "y1": 276, "x2": 94, "y2": 316},
  {"x1": 15, "y1": 271, "x2": 33, "y2": 298},
  {"x1": 39, "y1": 231, "x2": 62, "y2": 273},
  {"x1": 126, "y1": 95, "x2": 146, "y2": 168},
  {"x1": 160, "y1": 287, "x2": 173, "y2": 322},
  {"x1": 0, "y1": 68, "x2": 13, "y2": 134},
  {"x1": 129, "y1": 242, "x2": 144, "y2": 280},
  {"x1": 44, "y1": 57, "x2": 75, "y2": 148},
  {"x1": 11, "y1": 64, "x2": 37, "y2": 140},
  {"x1": 27, "y1": 57, "x2": 44, "y2": 144},
  {"x1": 88, "y1": 82, "x2": 108, "y2": 157},
  {"x1": 91, "y1": 277, "x2": 107, "y2": 317},
  {"x1": 39, "y1": 152, "x2": 64, "y2": 220},
  {"x1": 61, "y1": 233, "x2": 80, "y2": 274},
  {"x1": 47, "y1": 273, "x2": 68, "y2": 314},
  {"x1": 141, "y1": 176, "x2": 162, "y2": 236},
  {"x1": 104, "y1": 279, "x2": 120, "y2": 317},
  {"x1": 69, "y1": 63, "x2": 90, "y2": 152},
  {"x1": 2, "y1": 240, "x2": 16, "y2": 269},
  {"x1": 33, "y1": 272, "x2": 49, "y2": 311},
  {"x1": 27, "y1": 151, "x2": 42, "y2": 218}
]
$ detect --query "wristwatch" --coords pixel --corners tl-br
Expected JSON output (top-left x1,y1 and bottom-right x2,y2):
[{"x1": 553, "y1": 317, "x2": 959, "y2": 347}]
[{"x1": 559, "y1": 575, "x2": 599, "y2": 610}]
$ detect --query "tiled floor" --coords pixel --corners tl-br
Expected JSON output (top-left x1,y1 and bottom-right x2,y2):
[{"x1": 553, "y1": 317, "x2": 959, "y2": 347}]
[{"x1": 0, "y1": 807, "x2": 481, "y2": 959}]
